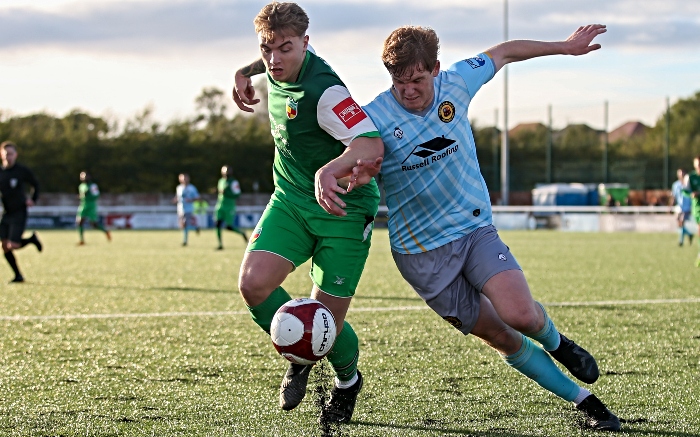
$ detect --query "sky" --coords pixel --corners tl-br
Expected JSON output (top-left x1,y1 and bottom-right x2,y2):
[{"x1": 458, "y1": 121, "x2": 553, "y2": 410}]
[{"x1": 1, "y1": 0, "x2": 700, "y2": 132}]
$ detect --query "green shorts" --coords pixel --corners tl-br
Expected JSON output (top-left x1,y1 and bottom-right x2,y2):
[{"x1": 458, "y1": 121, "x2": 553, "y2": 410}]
[
  {"x1": 215, "y1": 206, "x2": 236, "y2": 227},
  {"x1": 248, "y1": 197, "x2": 375, "y2": 298},
  {"x1": 77, "y1": 206, "x2": 98, "y2": 222}
]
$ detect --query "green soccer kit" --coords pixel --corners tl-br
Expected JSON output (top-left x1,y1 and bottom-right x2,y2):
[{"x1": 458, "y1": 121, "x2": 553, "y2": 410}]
[
  {"x1": 688, "y1": 171, "x2": 700, "y2": 223},
  {"x1": 77, "y1": 182, "x2": 100, "y2": 222},
  {"x1": 215, "y1": 177, "x2": 241, "y2": 226},
  {"x1": 248, "y1": 50, "x2": 381, "y2": 297}
]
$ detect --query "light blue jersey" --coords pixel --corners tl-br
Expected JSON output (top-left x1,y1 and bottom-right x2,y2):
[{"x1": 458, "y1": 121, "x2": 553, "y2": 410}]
[
  {"x1": 672, "y1": 180, "x2": 691, "y2": 212},
  {"x1": 176, "y1": 183, "x2": 199, "y2": 215},
  {"x1": 364, "y1": 53, "x2": 496, "y2": 254}
]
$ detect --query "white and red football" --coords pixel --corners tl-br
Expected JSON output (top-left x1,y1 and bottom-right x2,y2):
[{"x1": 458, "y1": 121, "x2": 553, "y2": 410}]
[{"x1": 270, "y1": 298, "x2": 337, "y2": 365}]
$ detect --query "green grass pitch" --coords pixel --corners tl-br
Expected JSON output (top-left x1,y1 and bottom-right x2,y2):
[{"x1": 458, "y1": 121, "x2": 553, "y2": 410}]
[{"x1": 0, "y1": 229, "x2": 698, "y2": 436}]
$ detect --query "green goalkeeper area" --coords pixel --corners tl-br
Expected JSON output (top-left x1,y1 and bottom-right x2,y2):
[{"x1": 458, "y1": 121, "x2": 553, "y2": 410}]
[{"x1": 1, "y1": 230, "x2": 698, "y2": 436}]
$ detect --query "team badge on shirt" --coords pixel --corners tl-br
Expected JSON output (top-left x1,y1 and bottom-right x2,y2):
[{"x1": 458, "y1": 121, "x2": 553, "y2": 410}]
[
  {"x1": 251, "y1": 226, "x2": 263, "y2": 243},
  {"x1": 393, "y1": 127, "x2": 404, "y2": 139},
  {"x1": 438, "y1": 101, "x2": 455, "y2": 123},
  {"x1": 286, "y1": 97, "x2": 298, "y2": 119},
  {"x1": 332, "y1": 97, "x2": 367, "y2": 129}
]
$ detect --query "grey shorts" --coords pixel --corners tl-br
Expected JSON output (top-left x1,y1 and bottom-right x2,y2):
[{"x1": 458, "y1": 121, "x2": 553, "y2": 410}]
[{"x1": 392, "y1": 224, "x2": 521, "y2": 335}]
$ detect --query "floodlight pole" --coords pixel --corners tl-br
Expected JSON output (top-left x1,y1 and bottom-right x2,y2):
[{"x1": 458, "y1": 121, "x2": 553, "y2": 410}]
[
  {"x1": 501, "y1": 0, "x2": 510, "y2": 205},
  {"x1": 493, "y1": 108, "x2": 499, "y2": 188},
  {"x1": 546, "y1": 104, "x2": 553, "y2": 183},
  {"x1": 603, "y1": 100, "x2": 609, "y2": 183},
  {"x1": 664, "y1": 97, "x2": 670, "y2": 189}
]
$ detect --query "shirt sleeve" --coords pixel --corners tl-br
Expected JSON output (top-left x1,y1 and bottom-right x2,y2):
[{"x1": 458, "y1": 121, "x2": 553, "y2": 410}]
[
  {"x1": 317, "y1": 85, "x2": 379, "y2": 147},
  {"x1": 448, "y1": 52, "x2": 496, "y2": 98}
]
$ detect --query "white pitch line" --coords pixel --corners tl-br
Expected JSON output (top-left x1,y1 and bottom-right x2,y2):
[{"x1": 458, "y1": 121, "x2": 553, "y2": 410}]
[{"x1": 1, "y1": 298, "x2": 699, "y2": 322}]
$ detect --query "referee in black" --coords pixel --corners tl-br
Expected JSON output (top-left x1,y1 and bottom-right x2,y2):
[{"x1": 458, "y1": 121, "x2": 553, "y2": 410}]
[{"x1": 0, "y1": 141, "x2": 42, "y2": 283}]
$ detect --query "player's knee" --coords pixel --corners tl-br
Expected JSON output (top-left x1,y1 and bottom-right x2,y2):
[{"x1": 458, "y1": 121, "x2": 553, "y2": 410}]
[
  {"x1": 507, "y1": 307, "x2": 541, "y2": 334},
  {"x1": 238, "y1": 272, "x2": 275, "y2": 305}
]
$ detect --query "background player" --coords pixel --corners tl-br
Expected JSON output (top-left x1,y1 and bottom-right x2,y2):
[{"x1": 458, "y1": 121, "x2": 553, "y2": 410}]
[
  {"x1": 0, "y1": 141, "x2": 42, "y2": 283},
  {"x1": 231, "y1": 2, "x2": 383, "y2": 424},
  {"x1": 215, "y1": 165, "x2": 247, "y2": 250},
  {"x1": 173, "y1": 173, "x2": 200, "y2": 246},
  {"x1": 684, "y1": 156, "x2": 700, "y2": 265},
  {"x1": 193, "y1": 197, "x2": 209, "y2": 234},
  {"x1": 76, "y1": 171, "x2": 111, "y2": 245}
]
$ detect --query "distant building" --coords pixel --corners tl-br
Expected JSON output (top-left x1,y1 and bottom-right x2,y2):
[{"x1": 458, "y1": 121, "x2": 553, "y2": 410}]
[{"x1": 608, "y1": 121, "x2": 649, "y2": 143}]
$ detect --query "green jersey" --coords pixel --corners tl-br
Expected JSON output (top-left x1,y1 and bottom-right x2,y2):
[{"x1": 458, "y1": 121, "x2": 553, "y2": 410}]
[
  {"x1": 687, "y1": 171, "x2": 700, "y2": 219},
  {"x1": 266, "y1": 51, "x2": 380, "y2": 217},
  {"x1": 78, "y1": 182, "x2": 99, "y2": 208},
  {"x1": 216, "y1": 177, "x2": 241, "y2": 210}
]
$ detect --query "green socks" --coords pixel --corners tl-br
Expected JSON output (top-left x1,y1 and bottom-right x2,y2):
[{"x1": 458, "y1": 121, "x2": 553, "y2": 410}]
[
  {"x1": 247, "y1": 287, "x2": 292, "y2": 334},
  {"x1": 326, "y1": 321, "x2": 359, "y2": 382}
]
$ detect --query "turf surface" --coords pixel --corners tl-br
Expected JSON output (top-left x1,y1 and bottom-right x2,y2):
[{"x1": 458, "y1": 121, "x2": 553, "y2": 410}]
[{"x1": 0, "y1": 230, "x2": 698, "y2": 436}]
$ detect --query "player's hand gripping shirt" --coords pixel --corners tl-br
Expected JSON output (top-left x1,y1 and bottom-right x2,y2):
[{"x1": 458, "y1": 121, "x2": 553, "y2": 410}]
[
  {"x1": 266, "y1": 50, "x2": 380, "y2": 217},
  {"x1": 363, "y1": 53, "x2": 496, "y2": 254}
]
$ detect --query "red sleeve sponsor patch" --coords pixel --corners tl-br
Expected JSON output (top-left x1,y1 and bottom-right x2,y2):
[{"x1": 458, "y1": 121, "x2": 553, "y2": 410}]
[{"x1": 332, "y1": 97, "x2": 368, "y2": 129}]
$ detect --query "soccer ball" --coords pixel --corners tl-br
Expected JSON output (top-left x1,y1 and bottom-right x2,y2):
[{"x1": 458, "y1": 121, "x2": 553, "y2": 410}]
[{"x1": 270, "y1": 298, "x2": 337, "y2": 365}]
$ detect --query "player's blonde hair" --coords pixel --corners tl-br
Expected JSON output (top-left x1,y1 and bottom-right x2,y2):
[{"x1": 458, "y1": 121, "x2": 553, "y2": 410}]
[
  {"x1": 254, "y1": 2, "x2": 309, "y2": 42},
  {"x1": 382, "y1": 26, "x2": 440, "y2": 79}
]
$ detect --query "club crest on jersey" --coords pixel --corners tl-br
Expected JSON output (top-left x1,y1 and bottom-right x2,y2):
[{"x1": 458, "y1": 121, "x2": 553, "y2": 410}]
[
  {"x1": 393, "y1": 127, "x2": 404, "y2": 139},
  {"x1": 332, "y1": 97, "x2": 367, "y2": 129},
  {"x1": 438, "y1": 101, "x2": 455, "y2": 123},
  {"x1": 9, "y1": 178, "x2": 17, "y2": 188},
  {"x1": 286, "y1": 97, "x2": 298, "y2": 119},
  {"x1": 251, "y1": 227, "x2": 263, "y2": 243}
]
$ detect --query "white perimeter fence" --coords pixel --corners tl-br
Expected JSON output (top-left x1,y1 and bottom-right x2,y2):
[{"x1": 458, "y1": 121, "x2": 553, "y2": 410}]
[{"x1": 25, "y1": 205, "x2": 693, "y2": 233}]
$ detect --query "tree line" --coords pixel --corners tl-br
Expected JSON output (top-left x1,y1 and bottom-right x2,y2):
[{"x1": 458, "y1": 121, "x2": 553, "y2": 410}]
[
  {"x1": 0, "y1": 87, "x2": 274, "y2": 195},
  {"x1": 1, "y1": 87, "x2": 699, "y2": 195},
  {"x1": 473, "y1": 91, "x2": 700, "y2": 191}
]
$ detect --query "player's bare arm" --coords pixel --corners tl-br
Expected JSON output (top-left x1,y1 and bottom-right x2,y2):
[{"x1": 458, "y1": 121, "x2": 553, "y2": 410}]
[
  {"x1": 232, "y1": 58, "x2": 266, "y2": 112},
  {"x1": 487, "y1": 24, "x2": 606, "y2": 72},
  {"x1": 315, "y1": 137, "x2": 383, "y2": 217}
]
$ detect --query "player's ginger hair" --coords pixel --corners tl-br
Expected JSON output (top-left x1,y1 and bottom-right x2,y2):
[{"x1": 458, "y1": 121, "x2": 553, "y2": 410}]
[
  {"x1": 382, "y1": 26, "x2": 440, "y2": 79},
  {"x1": 254, "y1": 2, "x2": 309, "y2": 42}
]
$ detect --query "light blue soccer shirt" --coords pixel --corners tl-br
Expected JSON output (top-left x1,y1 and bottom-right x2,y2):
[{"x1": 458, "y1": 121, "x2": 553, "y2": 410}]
[
  {"x1": 176, "y1": 183, "x2": 199, "y2": 215},
  {"x1": 363, "y1": 53, "x2": 496, "y2": 254},
  {"x1": 671, "y1": 180, "x2": 691, "y2": 212}
]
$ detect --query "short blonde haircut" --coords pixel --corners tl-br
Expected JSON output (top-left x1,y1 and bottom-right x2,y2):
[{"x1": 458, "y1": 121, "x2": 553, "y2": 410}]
[
  {"x1": 254, "y1": 2, "x2": 309, "y2": 42},
  {"x1": 382, "y1": 26, "x2": 440, "y2": 79}
]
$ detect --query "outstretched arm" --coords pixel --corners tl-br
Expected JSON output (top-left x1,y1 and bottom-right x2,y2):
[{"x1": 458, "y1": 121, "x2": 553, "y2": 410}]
[
  {"x1": 232, "y1": 58, "x2": 266, "y2": 112},
  {"x1": 487, "y1": 24, "x2": 606, "y2": 73}
]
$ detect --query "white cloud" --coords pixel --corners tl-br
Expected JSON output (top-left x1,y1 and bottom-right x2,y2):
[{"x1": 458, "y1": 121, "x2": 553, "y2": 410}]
[{"x1": 1, "y1": 0, "x2": 699, "y2": 130}]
